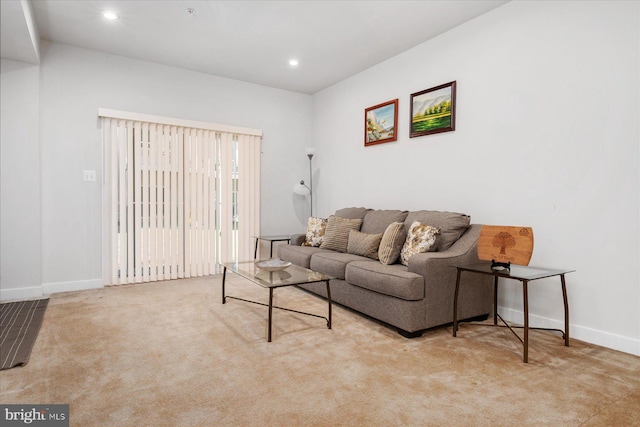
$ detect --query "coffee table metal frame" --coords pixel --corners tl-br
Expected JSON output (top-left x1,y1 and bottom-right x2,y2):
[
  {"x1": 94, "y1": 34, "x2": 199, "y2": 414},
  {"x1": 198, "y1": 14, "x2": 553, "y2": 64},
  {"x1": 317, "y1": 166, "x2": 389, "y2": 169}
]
[
  {"x1": 221, "y1": 261, "x2": 333, "y2": 342},
  {"x1": 452, "y1": 262, "x2": 574, "y2": 363}
]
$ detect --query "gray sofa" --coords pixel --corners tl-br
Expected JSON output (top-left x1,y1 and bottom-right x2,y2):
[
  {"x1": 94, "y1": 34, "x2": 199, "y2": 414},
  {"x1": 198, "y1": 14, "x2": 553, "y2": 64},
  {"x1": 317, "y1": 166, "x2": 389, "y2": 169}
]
[{"x1": 278, "y1": 207, "x2": 493, "y2": 337}]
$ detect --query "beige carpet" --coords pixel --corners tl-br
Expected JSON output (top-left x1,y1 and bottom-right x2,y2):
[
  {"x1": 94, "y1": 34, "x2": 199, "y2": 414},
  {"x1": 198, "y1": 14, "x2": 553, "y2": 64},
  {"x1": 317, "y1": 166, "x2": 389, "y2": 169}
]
[{"x1": 1, "y1": 275, "x2": 639, "y2": 427}]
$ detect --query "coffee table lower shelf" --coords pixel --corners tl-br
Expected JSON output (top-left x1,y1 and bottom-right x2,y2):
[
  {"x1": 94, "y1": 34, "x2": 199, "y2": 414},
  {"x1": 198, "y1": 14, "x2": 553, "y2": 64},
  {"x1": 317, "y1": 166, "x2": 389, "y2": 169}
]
[{"x1": 221, "y1": 261, "x2": 333, "y2": 342}]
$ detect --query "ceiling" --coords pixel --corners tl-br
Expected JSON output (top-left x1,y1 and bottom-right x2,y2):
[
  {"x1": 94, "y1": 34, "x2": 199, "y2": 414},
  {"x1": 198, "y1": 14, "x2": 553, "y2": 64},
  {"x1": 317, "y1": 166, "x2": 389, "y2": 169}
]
[{"x1": 1, "y1": 0, "x2": 508, "y2": 94}]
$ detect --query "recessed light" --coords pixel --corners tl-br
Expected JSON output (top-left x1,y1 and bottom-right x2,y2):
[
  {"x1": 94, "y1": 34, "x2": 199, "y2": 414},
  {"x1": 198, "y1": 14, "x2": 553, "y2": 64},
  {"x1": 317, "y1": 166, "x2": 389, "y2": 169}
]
[
  {"x1": 289, "y1": 59, "x2": 299, "y2": 67},
  {"x1": 103, "y1": 10, "x2": 119, "y2": 20}
]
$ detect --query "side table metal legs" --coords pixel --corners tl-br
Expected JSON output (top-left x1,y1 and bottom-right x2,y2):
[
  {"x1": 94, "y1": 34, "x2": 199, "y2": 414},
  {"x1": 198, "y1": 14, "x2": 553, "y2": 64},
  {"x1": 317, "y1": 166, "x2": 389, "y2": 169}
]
[
  {"x1": 522, "y1": 276, "x2": 570, "y2": 362},
  {"x1": 254, "y1": 240, "x2": 276, "y2": 259},
  {"x1": 453, "y1": 267, "x2": 571, "y2": 363},
  {"x1": 523, "y1": 280, "x2": 529, "y2": 363},
  {"x1": 561, "y1": 274, "x2": 570, "y2": 347},
  {"x1": 253, "y1": 237, "x2": 292, "y2": 259},
  {"x1": 452, "y1": 269, "x2": 461, "y2": 336},
  {"x1": 268, "y1": 288, "x2": 274, "y2": 342},
  {"x1": 326, "y1": 280, "x2": 332, "y2": 330},
  {"x1": 493, "y1": 276, "x2": 499, "y2": 325}
]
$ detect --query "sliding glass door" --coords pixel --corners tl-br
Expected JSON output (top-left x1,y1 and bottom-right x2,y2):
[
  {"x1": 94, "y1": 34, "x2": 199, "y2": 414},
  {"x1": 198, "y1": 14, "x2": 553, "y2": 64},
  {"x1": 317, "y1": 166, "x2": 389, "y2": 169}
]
[{"x1": 100, "y1": 110, "x2": 261, "y2": 285}]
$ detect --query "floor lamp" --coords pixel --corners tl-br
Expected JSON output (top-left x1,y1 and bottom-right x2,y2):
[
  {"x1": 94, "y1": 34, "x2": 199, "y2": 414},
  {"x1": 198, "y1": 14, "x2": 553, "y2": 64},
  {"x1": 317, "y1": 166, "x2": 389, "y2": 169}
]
[{"x1": 293, "y1": 148, "x2": 315, "y2": 217}]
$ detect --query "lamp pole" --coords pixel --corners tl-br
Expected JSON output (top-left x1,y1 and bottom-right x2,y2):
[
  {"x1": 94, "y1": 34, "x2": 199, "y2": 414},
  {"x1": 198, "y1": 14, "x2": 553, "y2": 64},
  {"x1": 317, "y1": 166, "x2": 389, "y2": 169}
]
[{"x1": 307, "y1": 152, "x2": 314, "y2": 217}]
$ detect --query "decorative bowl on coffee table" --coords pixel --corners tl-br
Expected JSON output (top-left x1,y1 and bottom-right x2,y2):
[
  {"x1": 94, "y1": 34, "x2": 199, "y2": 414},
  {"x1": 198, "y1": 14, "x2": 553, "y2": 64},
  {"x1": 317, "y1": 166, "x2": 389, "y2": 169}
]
[{"x1": 255, "y1": 259, "x2": 292, "y2": 272}]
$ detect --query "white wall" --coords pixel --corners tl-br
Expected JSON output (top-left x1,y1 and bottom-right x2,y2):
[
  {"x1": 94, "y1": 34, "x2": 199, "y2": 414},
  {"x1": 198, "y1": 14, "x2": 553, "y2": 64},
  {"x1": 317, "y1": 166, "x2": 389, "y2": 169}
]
[
  {"x1": 312, "y1": 1, "x2": 639, "y2": 355},
  {"x1": 1, "y1": 41, "x2": 312, "y2": 299},
  {"x1": 0, "y1": 59, "x2": 41, "y2": 299}
]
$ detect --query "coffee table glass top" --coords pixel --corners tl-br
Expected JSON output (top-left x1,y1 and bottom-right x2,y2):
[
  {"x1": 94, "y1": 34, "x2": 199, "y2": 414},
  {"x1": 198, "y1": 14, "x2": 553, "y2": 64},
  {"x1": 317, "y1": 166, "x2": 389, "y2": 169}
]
[
  {"x1": 222, "y1": 260, "x2": 332, "y2": 288},
  {"x1": 457, "y1": 262, "x2": 575, "y2": 280}
]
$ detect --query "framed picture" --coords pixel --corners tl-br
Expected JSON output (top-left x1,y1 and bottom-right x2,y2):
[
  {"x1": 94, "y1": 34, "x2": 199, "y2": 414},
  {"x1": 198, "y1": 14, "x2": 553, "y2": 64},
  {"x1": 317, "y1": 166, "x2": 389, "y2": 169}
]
[
  {"x1": 410, "y1": 81, "x2": 456, "y2": 138},
  {"x1": 364, "y1": 99, "x2": 398, "y2": 146}
]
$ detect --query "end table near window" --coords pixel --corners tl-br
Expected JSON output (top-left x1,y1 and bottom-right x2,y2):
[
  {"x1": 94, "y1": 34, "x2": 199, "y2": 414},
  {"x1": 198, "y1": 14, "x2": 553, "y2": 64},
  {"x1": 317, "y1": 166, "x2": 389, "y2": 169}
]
[
  {"x1": 452, "y1": 262, "x2": 575, "y2": 363},
  {"x1": 253, "y1": 235, "x2": 291, "y2": 259}
]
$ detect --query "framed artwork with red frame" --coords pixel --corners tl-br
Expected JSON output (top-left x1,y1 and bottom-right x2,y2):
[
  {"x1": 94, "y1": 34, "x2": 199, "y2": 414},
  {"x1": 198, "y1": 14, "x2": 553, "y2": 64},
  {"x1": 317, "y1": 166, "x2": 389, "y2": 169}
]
[{"x1": 364, "y1": 99, "x2": 398, "y2": 146}]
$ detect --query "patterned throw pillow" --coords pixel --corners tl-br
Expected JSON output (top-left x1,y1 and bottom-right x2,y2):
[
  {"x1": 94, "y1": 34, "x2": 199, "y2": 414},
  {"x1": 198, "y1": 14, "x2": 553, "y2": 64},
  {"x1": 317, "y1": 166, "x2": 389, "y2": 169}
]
[
  {"x1": 378, "y1": 222, "x2": 406, "y2": 265},
  {"x1": 347, "y1": 230, "x2": 383, "y2": 260},
  {"x1": 400, "y1": 221, "x2": 440, "y2": 266},
  {"x1": 319, "y1": 216, "x2": 363, "y2": 253},
  {"x1": 302, "y1": 217, "x2": 328, "y2": 247}
]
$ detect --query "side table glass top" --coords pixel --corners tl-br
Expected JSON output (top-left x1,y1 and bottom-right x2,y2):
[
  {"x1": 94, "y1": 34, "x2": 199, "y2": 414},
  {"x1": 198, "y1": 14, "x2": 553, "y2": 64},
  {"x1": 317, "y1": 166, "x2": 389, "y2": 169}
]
[
  {"x1": 222, "y1": 261, "x2": 332, "y2": 288},
  {"x1": 457, "y1": 262, "x2": 575, "y2": 280},
  {"x1": 251, "y1": 235, "x2": 291, "y2": 241}
]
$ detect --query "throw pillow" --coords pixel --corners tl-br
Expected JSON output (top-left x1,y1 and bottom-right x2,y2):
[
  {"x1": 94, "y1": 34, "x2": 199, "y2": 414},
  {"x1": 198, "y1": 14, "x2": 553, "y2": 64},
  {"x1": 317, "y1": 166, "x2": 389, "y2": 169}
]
[
  {"x1": 320, "y1": 216, "x2": 363, "y2": 253},
  {"x1": 378, "y1": 222, "x2": 406, "y2": 265},
  {"x1": 347, "y1": 230, "x2": 383, "y2": 260},
  {"x1": 302, "y1": 217, "x2": 327, "y2": 247},
  {"x1": 400, "y1": 221, "x2": 440, "y2": 266}
]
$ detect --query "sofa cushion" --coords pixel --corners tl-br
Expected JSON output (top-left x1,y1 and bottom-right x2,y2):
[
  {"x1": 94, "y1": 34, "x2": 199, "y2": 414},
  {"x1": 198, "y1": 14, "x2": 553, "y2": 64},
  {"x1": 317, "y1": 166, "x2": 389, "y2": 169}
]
[
  {"x1": 278, "y1": 244, "x2": 331, "y2": 269},
  {"x1": 347, "y1": 230, "x2": 383, "y2": 260},
  {"x1": 378, "y1": 222, "x2": 406, "y2": 265},
  {"x1": 400, "y1": 221, "x2": 440, "y2": 266},
  {"x1": 302, "y1": 216, "x2": 327, "y2": 247},
  {"x1": 404, "y1": 210, "x2": 470, "y2": 251},
  {"x1": 345, "y1": 261, "x2": 424, "y2": 301},
  {"x1": 320, "y1": 216, "x2": 363, "y2": 253},
  {"x1": 361, "y1": 209, "x2": 409, "y2": 234},
  {"x1": 310, "y1": 252, "x2": 372, "y2": 280},
  {"x1": 335, "y1": 207, "x2": 372, "y2": 220}
]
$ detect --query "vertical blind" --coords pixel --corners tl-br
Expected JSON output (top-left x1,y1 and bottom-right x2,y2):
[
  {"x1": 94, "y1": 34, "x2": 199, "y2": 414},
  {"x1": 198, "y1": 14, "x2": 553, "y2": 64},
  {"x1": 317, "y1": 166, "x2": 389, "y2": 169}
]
[{"x1": 99, "y1": 109, "x2": 261, "y2": 286}]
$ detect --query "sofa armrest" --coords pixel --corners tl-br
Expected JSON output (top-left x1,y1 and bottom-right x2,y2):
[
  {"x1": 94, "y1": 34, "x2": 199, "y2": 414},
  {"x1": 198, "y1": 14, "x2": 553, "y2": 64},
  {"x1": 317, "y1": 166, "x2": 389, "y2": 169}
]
[
  {"x1": 289, "y1": 233, "x2": 306, "y2": 246},
  {"x1": 407, "y1": 224, "x2": 492, "y2": 325},
  {"x1": 407, "y1": 224, "x2": 482, "y2": 275}
]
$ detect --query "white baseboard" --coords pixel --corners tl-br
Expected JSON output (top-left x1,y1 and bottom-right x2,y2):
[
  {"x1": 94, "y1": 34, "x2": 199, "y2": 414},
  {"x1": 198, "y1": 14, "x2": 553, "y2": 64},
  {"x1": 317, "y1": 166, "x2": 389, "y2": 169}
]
[
  {"x1": 0, "y1": 285, "x2": 44, "y2": 302},
  {"x1": 42, "y1": 279, "x2": 103, "y2": 295},
  {"x1": 498, "y1": 306, "x2": 640, "y2": 357},
  {"x1": 0, "y1": 279, "x2": 104, "y2": 302}
]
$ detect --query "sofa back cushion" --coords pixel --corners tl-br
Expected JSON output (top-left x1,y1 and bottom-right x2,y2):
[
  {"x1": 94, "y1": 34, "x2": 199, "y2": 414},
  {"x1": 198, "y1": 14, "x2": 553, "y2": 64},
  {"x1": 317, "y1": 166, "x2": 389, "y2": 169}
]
[
  {"x1": 361, "y1": 209, "x2": 409, "y2": 234},
  {"x1": 404, "y1": 210, "x2": 470, "y2": 251},
  {"x1": 334, "y1": 207, "x2": 372, "y2": 220}
]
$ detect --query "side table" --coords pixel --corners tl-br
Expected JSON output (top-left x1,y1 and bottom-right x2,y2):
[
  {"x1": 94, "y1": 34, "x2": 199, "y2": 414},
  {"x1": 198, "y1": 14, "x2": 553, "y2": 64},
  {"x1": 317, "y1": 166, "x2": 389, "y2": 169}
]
[
  {"x1": 253, "y1": 235, "x2": 291, "y2": 259},
  {"x1": 452, "y1": 262, "x2": 575, "y2": 363}
]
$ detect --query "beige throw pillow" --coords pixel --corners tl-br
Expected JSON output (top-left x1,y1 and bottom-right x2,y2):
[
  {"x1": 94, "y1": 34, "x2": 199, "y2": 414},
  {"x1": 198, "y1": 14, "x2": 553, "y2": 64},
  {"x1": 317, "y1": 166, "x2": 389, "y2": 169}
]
[
  {"x1": 400, "y1": 221, "x2": 440, "y2": 266},
  {"x1": 347, "y1": 230, "x2": 383, "y2": 260},
  {"x1": 302, "y1": 217, "x2": 327, "y2": 247},
  {"x1": 378, "y1": 222, "x2": 406, "y2": 265},
  {"x1": 320, "y1": 216, "x2": 363, "y2": 253}
]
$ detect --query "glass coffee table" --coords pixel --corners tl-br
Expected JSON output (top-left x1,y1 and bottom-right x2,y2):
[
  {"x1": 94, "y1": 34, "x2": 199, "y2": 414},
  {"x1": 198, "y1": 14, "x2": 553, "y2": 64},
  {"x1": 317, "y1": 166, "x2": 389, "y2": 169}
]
[{"x1": 221, "y1": 260, "x2": 333, "y2": 342}]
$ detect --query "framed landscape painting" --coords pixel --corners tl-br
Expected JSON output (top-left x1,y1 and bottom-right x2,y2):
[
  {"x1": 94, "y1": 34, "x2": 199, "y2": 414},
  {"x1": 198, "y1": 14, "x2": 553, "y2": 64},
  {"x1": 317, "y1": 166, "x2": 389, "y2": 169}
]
[
  {"x1": 410, "y1": 81, "x2": 456, "y2": 138},
  {"x1": 364, "y1": 99, "x2": 398, "y2": 146}
]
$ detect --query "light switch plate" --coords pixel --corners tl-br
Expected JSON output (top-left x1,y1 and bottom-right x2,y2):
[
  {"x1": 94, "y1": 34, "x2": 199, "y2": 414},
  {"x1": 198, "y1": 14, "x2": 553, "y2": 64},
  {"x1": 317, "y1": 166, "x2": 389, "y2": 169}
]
[{"x1": 83, "y1": 170, "x2": 96, "y2": 181}]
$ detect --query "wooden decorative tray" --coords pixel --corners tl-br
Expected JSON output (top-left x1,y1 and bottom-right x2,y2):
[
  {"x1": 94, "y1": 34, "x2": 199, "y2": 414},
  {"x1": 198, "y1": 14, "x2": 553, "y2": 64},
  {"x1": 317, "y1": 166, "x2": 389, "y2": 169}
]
[{"x1": 477, "y1": 225, "x2": 534, "y2": 266}]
